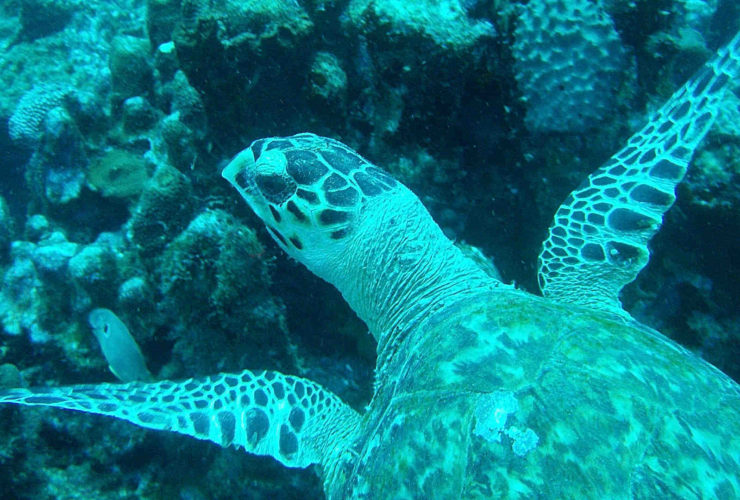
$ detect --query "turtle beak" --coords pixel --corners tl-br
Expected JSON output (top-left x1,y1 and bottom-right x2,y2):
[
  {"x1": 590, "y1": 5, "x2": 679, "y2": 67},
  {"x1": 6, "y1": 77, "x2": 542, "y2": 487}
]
[{"x1": 222, "y1": 147, "x2": 257, "y2": 194}]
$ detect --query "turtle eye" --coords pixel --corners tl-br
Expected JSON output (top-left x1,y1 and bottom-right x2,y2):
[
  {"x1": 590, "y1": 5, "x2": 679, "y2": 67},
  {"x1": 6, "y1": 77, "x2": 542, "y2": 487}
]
[{"x1": 255, "y1": 172, "x2": 296, "y2": 204}]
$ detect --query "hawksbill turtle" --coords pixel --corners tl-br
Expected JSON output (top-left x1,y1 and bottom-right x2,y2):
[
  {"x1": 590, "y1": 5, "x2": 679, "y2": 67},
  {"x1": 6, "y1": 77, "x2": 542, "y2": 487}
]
[{"x1": 2, "y1": 32, "x2": 740, "y2": 499}]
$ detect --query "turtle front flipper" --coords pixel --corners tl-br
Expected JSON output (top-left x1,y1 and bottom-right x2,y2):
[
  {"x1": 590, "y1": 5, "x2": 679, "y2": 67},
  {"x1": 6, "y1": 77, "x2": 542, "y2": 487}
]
[
  {"x1": 538, "y1": 31, "x2": 740, "y2": 315},
  {"x1": 0, "y1": 370, "x2": 359, "y2": 469}
]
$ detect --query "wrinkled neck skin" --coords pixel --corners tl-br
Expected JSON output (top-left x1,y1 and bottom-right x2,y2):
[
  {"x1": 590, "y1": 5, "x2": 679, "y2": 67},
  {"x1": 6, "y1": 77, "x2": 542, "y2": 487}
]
[{"x1": 322, "y1": 185, "x2": 498, "y2": 367}]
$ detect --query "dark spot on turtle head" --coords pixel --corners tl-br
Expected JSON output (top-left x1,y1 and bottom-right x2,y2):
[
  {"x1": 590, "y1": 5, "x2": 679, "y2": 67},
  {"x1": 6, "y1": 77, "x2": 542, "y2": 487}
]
[
  {"x1": 267, "y1": 226, "x2": 289, "y2": 247},
  {"x1": 354, "y1": 171, "x2": 382, "y2": 196},
  {"x1": 330, "y1": 228, "x2": 349, "y2": 240},
  {"x1": 286, "y1": 200, "x2": 307, "y2": 222},
  {"x1": 289, "y1": 236, "x2": 303, "y2": 250},
  {"x1": 297, "y1": 189, "x2": 319, "y2": 204},
  {"x1": 321, "y1": 147, "x2": 366, "y2": 175},
  {"x1": 574, "y1": 187, "x2": 599, "y2": 199},
  {"x1": 286, "y1": 150, "x2": 329, "y2": 185},
  {"x1": 607, "y1": 164, "x2": 627, "y2": 176},
  {"x1": 320, "y1": 209, "x2": 349, "y2": 225},
  {"x1": 326, "y1": 187, "x2": 359, "y2": 207},
  {"x1": 264, "y1": 139, "x2": 293, "y2": 152},
  {"x1": 323, "y1": 173, "x2": 347, "y2": 191},
  {"x1": 21, "y1": 395, "x2": 64, "y2": 405},
  {"x1": 269, "y1": 205, "x2": 281, "y2": 223},
  {"x1": 248, "y1": 139, "x2": 268, "y2": 161},
  {"x1": 366, "y1": 166, "x2": 397, "y2": 188}
]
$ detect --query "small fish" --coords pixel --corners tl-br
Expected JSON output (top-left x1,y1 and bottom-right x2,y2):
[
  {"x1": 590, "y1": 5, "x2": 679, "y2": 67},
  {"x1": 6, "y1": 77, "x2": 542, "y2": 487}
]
[{"x1": 88, "y1": 308, "x2": 152, "y2": 382}]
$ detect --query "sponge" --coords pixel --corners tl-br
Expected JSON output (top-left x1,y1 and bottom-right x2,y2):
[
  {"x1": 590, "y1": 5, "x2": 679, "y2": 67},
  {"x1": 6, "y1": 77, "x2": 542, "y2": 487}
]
[{"x1": 513, "y1": 0, "x2": 627, "y2": 133}]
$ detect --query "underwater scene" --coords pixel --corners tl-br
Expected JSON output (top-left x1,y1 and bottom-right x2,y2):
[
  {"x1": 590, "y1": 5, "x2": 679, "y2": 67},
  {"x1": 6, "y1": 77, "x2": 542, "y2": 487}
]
[{"x1": 0, "y1": 0, "x2": 738, "y2": 498}]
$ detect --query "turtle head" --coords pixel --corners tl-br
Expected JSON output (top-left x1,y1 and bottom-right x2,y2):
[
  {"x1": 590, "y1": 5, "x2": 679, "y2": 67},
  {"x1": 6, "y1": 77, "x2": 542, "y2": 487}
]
[
  {"x1": 224, "y1": 133, "x2": 493, "y2": 339},
  {"x1": 222, "y1": 133, "x2": 398, "y2": 276}
]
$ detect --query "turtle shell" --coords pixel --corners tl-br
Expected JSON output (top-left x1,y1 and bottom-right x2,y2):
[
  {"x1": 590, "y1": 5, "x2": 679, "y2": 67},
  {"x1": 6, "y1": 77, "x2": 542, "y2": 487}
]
[{"x1": 327, "y1": 289, "x2": 740, "y2": 498}]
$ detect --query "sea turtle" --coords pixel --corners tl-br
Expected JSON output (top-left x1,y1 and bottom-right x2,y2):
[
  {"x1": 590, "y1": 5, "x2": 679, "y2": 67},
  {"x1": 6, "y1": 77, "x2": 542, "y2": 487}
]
[{"x1": 2, "y1": 31, "x2": 740, "y2": 499}]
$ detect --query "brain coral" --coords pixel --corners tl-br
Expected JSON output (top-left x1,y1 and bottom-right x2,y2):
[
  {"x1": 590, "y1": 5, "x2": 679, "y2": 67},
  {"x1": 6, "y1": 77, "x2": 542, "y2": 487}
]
[
  {"x1": 8, "y1": 84, "x2": 71, "y2": 146},
  {"x1": 512, "y1": 0, "x2": 628, "y2": 133}
]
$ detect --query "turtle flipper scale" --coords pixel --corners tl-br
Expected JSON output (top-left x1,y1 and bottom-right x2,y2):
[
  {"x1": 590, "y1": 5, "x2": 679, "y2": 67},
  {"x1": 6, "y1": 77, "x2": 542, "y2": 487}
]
[
  {"x1": 0, "y1": 370, "x2": 359, "y2": 469},
  {"x1": 538, "y1": 32, "x2": 740, "y2": 314}
]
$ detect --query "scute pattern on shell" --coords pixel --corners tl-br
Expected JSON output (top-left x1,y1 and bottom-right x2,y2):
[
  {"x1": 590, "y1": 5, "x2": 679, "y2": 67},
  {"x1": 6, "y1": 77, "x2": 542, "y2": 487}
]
[{"x1": 329, "y1": 290, "x2": 740, "y2": 498}]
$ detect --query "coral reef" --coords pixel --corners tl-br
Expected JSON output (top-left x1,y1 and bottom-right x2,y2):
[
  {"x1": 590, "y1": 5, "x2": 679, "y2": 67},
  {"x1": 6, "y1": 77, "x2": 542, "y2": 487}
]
[
  {"x1": 512, "y1": 0, "x2": 629, "y2": 133},
  {"x1": 127, "y1": 164, "x2": 194, "y2": 256},
  {"x1": 0, "y1": 196, "x2": 13, "y2": 260},
  {"x1": 0, "y1": 225, "x2": 78, "y2": 343},
  {"x1": 121, "y1": 96, "x2": 159, "y2": 134},
  {"x1": 87, "y1": 149, "x2": 150, "y2": 200},
  {"x1": 309, "y1": 51, "x2": 348, "y2": 106},
  {"x1": 146, "y1": 0, "x2": 181, "y2": 48},
  {"x1": 109, "y1": 35, "x2": 154, "y2": 102},
  {"x1": 25, "y1": 106, "x2": 87, "y2": 204},
  {"x1": 171, "y1": 0, "x2": 315, "y2": 144},
  {"x1": 158, "y1": 209, "x2": 293, "y2": 374},
  {"x1": 343, "y1": 0, "x2": 497, "y2": 157},
  {"x1": 67, "y1": 234, "x2": 121, "y2": 307},
  {"x1": 8, "y1": 83, "x2": 72, "y2": 147},
  {"x1": 347, "y1": 0, "x2": 494, "y2": 51},
  {"x1": 17, "y1": 0, "x2": 77, "y2": 41}
]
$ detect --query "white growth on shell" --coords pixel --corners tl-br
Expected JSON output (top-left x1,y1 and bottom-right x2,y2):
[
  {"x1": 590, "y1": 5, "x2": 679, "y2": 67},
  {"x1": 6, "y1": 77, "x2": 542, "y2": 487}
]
[{"x1": 473, "y1": 391, "x2": 539, "y2": 457}]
